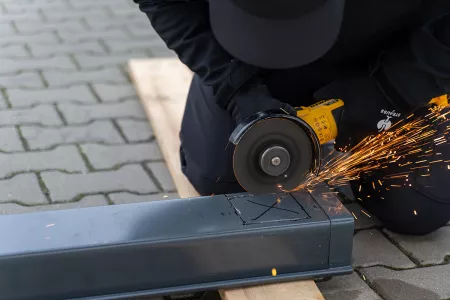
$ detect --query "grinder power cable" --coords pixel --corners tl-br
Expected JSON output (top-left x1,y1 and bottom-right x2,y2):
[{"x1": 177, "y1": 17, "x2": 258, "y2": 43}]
[{"x1": 230, "y1": 95, "x2": 449, "y2": 194}]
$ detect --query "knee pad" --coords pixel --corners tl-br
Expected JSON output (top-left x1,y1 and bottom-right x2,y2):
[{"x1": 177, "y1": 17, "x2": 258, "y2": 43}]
[
  {"x1": 351, "y1": 179, "x2": 450, "y2": 236},
  {"x1": 349, "y1": 106, "x2": 450, "y2": 235}
]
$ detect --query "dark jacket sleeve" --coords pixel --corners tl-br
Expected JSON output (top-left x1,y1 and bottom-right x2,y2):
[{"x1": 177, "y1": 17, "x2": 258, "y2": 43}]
[
  {"x1": 133, "y1": 0, "x2": 260, "y2": 109},
  {"x1": 373, "y1": 11, "x2": 450, "y2": 112}
]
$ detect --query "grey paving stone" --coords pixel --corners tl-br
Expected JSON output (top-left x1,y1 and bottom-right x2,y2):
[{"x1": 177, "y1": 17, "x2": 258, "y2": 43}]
[
  {"x1": 58, "y1": 29, "x2": 131, "y2": 43},
  {"x1": 4, "y1": 1, "x2": 68, "y2": 14},
  {"x1": 0, "y1": 12, "x2": 41, "y2": 22},
  {"x1": 0, "y1": 145, "x2": 86, "y2": 178},
  {"x1": 0, "y1": 56, "x2": 76, "y2": 74},
  {"x1": 0, "y1": 93, "x2": 7, "y2": 109},
  {"x1": 361, "y1": 265, "x2": 450, "y2": 300},
  {"x1": 0, "y1": 195, "x2": 109, "y2": 215},
  {"x1": 109, "y1": 192, "x2": 179, "y2": 205},
  {"x1": 0, "y1": 173, "x2": 47, "y2": 205},
  {"x1": 0, "y1": 32, "x2": 58, "y2": 45},
  {"x1": 59, "y1": 100, "x2": 146, "y2": 124},
  {"x1": 109, "y1": 6, "x2": 143, "y2": 18},
  {"x1": 68, "y1": 0, "x2": 130, "y2": 9},
  {"x1": 42, "y1": 165, "x2": 158, "y2": 202},
  {"x1": 317, "y1": 272, "x2": 381, "y2": 300},
  {"x1": 81, "y1": 143, "x2": 162, "y2": 169},
  {"x1": 0, "y1": 72, "x2": 44, "y2": 88},
  {"x1": 0, "y1": 45, "x2": 29, "y2": 58},
  {"x1": 20, "y1": 120, "x2": 124, "y2": 150},
  {"x1": 92, "y1": 83, "x2": 137, "y2": 102},
  {"x1": 126, "y1": 22, "x2": 159, "y2": 38},
  {"x1": 346, "y1": 203, "x2": 382, "y2": 230},
  {"x1": 85, "y1": 18, "x2": 148, "y2": 31},
  {"x1": 44, "y1": 68, "x2": 127, "y2": 86},
  {"x1": 149, "y1": 46, "x2": 177, "y2": 58},
  {"x1": 74, "y1": 52, "x2": 149, "y2": 69},
  {"x1": 384, "y1": 226, "x2": 450, "y2": 265},
  {"x1": 0, "y1": 105, "x2": 62, "y2": 126},
  {"x1": 116, "y1": 119, "x2": 153, "y2": 142},
  {"x1": 0, "y1": 22, "x2": 15, "y2": 35},
  {"x1": 353, "y1": 230, "x2": 415, "y2": 268},
  {"x1": 15, "y1": 20, "x2": 85, "y2": 34},
  {"x1": 8, "y1": 85, "x2": 97, "y2": 107},
  {"x1": 0, "y1": 127, "x2": 24, "y2": 152},
  {"x1": 41, "y1": 8, "x2": 109, "y2": 22},
  {"x1": 105, "y1": 39, "x2": 166, "y2": 54},
  {"x1": 30, "y1": 41, "x2": 105, "y2": 57},
  {"x1": 147, "y1": 162, "x2": 176, "y2": 192}
]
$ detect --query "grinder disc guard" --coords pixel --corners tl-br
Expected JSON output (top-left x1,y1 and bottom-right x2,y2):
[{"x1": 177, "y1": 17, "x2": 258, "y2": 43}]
[{"x1": 233, "y1": 116, "x2": 320, "y2": 194}]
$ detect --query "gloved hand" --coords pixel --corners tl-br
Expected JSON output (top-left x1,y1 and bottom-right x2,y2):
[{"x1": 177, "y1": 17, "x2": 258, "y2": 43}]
[
  {"x1": 224, "y1": 77, "x2": 296, "y2": 125},
  {"x1": 314, "y1": 75, "x2": 404, "y2": 151}
]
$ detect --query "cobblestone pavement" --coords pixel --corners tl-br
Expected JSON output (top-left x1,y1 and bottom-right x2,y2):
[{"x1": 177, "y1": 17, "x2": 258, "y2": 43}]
[{"x1": 0, "y1": 1, "x2": 449, "y2": 300}]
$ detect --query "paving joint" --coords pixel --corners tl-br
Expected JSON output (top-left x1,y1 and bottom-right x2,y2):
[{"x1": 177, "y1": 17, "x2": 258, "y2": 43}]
[
  {"x1": 123, "y1": 25, "x2": 136, "y2": 39},
  {"x1": 35, "y1": 172, "x2": 52, "y2": 203},
  {"x1": 141, "y1": 162, "x2": 165, "y2": 192},
  {"x1": 104, "y1": 6, "x2": 115, "y2": 18},
  {"x1": 37, "y1": 70, "x2": 49, "y2": 87},
  {"x1": 89, "y1": 158, "x2": 167, "y2": 172},
  {"x1": 412, "y1": 255, "x2": 450, "y2": 268},
  {"x1": 0, "y1": 199, "x2": 48, "y2": 208},
  {"x1": 379, "y1": 229, "x2": 423, "y2": 266},
  {"x1": 23, "y1": 43, "x2": 33, "y2": 58},
  {"x1": 53, "y1": 29, "x2": 64, "y2": 43},
  {"x1": 54, "y1": 189, "x2": 167, "y2": 204},
  {"x1": 37, "y1": 9, "x2": 47, "y2": 22},
  {"x1": 76, "y1": 144, "x2": 95, "y2": 172},
  {"x1": 0, "y1": 87, "x2": 12, "y2": 108},
  {"x1": 111, "y1": 119, "x2": 130, "y2": 142},
  {"x1": 53, "y1": 103, "x2": 69, "y2": 126},
  {"x1": 119, "y1": 65, "x2": 133, "y2": 84},
  {"x1": 69, "y1": 53, "x2": 82, "y2": 70},
  {"x1": 104, "y1": 194, "x2": 114, "y2": 205},
  {"x1": 10, "y1": 118, "x2": 147, "y2": 129},
  {"x1": 98, "y1": 39, "x2": 111, "y2": 53},
  {"x1": 16, "y1": 125, "x2": 30, "y2": 151},
  {"x1": 0, "y1": 169, "x2": 81, "y2": 182},
  {"x1": 9, "y1": 20, "x2": 20, "y2": 35},
  {"x1": 353, "y1": 261, "x2": 418, "y2": 271},
  {"x1": 354, "y1": 267, "x2": 388, "y2": 300},
  {"x1": 0, "y1": 192, "x2": 145, "y2": 209},
  {"x1": 0, "y1": 140, "x2": 150, "y2": 153},
  {"x1": 80, "y1": 17, "x2": 92, "y2": 31}
]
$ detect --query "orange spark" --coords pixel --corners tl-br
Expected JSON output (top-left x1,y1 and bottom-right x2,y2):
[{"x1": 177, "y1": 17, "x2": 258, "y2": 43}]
[{"x1": 361, "y1": 209, "x2": 371, "y2": 218}]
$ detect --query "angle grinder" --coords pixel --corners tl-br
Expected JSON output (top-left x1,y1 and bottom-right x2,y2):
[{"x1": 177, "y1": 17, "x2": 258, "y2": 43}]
[
  {"x1": 230, "y1": 98, "x2": 344, "y2": 194},
  {"x1": 230, "y1": 95, "x2": 449, "y2": 194}
]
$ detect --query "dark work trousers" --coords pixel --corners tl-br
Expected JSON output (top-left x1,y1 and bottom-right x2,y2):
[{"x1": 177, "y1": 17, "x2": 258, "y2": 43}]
[{"x1": 179, "y1": 75, "x2": 450, "y2": 235}]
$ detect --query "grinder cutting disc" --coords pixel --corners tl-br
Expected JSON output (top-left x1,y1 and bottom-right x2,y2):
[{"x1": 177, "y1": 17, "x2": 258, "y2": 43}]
[{"x1": 233, "y1": 117, "x2": 317, "y2": 194}]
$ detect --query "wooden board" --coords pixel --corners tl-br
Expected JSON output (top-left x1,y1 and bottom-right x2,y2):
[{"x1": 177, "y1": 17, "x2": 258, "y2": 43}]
[{"x1": 128, "y1": 57, "x2": 325, "y2": 300}]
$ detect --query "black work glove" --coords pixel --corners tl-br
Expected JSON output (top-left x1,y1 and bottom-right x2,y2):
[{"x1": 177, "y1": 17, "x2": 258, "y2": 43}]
[
  {"x1": 314, "y1": 75, "x2": 404, "y2": 151},
  {"x1": 224, "y1": 77, "x2": 296, "y2": 125}
]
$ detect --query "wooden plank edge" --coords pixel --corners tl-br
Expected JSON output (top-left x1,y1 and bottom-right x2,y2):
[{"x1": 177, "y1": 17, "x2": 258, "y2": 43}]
[{"x1": 128, "y1": 58, "x2": 199, "y2": 198}]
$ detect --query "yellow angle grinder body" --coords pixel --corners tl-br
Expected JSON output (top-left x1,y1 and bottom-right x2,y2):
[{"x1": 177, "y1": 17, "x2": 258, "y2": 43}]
[{"x1": 231, "y1": 95, "x2": 449, "y2": 194}]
